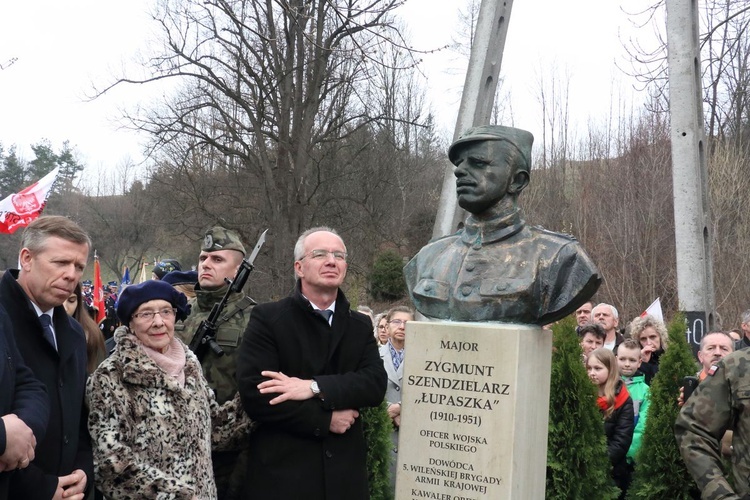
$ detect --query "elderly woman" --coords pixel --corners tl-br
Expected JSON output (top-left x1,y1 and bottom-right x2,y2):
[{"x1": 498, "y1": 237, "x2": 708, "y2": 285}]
[
  {"x1": 626, "y1": 314, "x2": 669, "y2": 385},
  {"x1": 87, "y1": 280, "x2": 252, "y2": 499}
]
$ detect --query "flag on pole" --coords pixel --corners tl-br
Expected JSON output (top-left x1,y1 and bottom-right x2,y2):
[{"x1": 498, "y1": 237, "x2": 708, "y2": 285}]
[
  {"x1": 93, "y1": 253, "x2": 106, "y2": 324},
  {"x1": 138, "y1": 262, "x2": 148, "y2": 284},
  {"x1": 641, "y1": 298, "x2": 664, "y2": 323},
  {"x1": 121, "y1": 266, "x2": 131, "y2": 287},
  {"x1": 0, "y1": 167, "x2": 60, "y2": 234}
]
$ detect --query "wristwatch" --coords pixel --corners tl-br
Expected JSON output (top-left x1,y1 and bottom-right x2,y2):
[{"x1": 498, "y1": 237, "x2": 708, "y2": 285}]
[{"x1": 310, "y1": 380, "x2": 322, "y2": 398}]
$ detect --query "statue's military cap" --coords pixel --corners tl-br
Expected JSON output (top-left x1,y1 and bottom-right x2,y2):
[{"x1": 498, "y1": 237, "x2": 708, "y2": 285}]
[
  {"x1": 448, "y1": 125, "x2": 534, "y2": 169},
  {"x1": 202, "y1": 226, "x2": 246, "y2": 256}
]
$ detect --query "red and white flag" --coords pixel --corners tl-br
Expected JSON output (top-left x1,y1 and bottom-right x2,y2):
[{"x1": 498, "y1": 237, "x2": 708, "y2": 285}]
[
  {"x1": 641, "y1": 298, "x2": 664, "y2": 323},
  {"x1": 93, "y1": 253, "x2": 106, "y2": 325},
  {"x1": 0, "y1": 167, "x2": 60, "y2": 234}
]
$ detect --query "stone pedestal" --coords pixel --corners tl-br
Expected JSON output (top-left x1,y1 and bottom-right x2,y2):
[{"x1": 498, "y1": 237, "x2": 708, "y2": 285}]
[{"x1": 395, "y1": 321, "x2": 552, "y2": 500}]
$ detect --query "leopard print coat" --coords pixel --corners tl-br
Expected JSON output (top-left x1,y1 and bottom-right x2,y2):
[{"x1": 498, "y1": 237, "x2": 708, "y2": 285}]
[{"x1": 87, "y1": 327, "x2": 253, "y2": 499}]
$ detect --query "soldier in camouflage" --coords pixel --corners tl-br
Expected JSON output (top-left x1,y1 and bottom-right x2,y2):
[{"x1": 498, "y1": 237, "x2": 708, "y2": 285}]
[
  {"x1": 175, "y1": 226, "x2": 254, "y2": 500},
  {"x1": 675, "y1": 349, "x2": 750, "y2": 499}
]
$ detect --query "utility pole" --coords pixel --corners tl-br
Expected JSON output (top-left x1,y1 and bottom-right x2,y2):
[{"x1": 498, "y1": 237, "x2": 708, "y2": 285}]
[
  {"x1": 432, "y1": 0, "x2": 515, "y2": 239},
  {"x1": 666, "y1": 0, "x2": 715, "y2": 350}
]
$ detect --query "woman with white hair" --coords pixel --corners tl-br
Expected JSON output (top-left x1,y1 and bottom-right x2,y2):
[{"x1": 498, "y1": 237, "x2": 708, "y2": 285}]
[
  {"x1": 87, "y1": 280, "x2": 253, "y2": 499},
  {"x1": 627, "y1": 314, "x2": 669, "y2": 385}
]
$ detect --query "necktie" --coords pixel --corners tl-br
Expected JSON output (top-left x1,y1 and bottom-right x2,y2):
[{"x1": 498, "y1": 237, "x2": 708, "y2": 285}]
[
  {"x1": 39, "y1": 314, "x2": 57, "y2": 351},
  {"x1": 316, "y1": 309, "x2": 333, "y2": 324}
]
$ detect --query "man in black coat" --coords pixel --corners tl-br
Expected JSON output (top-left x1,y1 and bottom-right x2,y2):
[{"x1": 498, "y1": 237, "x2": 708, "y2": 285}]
[
  {"x1": 237, "y1": 227, "x2": 387, "y2": 500},
  {"x1": 0, "y1": 216, "x2": 93, "y2": 500},
  {"x1": 0, "y1": 304, "x2": 49, "y2": 500}
]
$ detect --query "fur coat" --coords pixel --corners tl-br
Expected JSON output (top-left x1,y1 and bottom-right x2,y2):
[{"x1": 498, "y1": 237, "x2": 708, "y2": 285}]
[{"x1": 87, "y1": 327, "x2": 253, "y2": 499}]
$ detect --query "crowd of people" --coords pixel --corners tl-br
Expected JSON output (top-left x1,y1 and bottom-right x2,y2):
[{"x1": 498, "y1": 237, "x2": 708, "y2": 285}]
[
  {"x1": 572, "y1": 299, "x2": 750, "y2": 499},
  {"x1": 3, "y1": 214, "x2": 749, "y2": 500},
  {"x1": 0, "y1": 219, "x2": 393, "y2": 500}
]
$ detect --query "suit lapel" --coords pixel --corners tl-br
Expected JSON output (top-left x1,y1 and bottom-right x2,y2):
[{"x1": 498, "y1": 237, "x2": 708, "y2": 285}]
[
  {"x1": 51, "y1": 310, "x2": 71, "y2": 361},
  {"x1": 327, "y1": 308, "x2": 345, "y2": 361}
]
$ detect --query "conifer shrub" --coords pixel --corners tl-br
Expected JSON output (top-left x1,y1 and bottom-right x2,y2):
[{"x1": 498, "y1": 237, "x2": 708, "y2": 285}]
[
  {"x1": 369, "y1": 250, "x2": 406, "y2": 301},
  {"x1": 546, "y1": 317, "x2": 619, "y2": 499},
  {"x1": 363, "y1": 400, "x2": 394, "y2": 500},
  {"x1": 627, "y1": 313, "x2": 700, "y2": 499}
]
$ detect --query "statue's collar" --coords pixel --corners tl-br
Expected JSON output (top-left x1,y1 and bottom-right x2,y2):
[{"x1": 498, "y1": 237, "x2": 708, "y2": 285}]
[{"x1": 461, "y1": 210, "x2": 525, "y2": 248}]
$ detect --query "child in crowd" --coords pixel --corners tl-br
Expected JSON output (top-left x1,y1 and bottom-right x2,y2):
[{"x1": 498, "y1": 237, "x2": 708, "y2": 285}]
[
  {"x1": 587, "y1": 348, "x2": 634, "y2": 499},
  {"x1": 616, "y1": 340, "x2": 651, "y2": 468}
]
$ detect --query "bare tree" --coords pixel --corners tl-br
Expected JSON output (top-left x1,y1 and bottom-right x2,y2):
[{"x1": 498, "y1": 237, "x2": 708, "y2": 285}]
[
  {"x1": 521, "y1": 99, "x2": 678, "y2": 325},
  {"x1": 94, "y1": 0, "x2": 431, "y2": 294},
  {"x1": 77, "y1": 162, "x2": 163, "y2": 282},
  {"x1": 623, "y1": 0, "x2": 750, "y2": 141},
  {"x1": 707, "y1": 139, "x2": 750, "y2": 325}
]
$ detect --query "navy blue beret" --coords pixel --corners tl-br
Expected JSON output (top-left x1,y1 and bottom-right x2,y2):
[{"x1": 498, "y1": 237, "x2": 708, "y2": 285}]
[
  {"x1": 152, "y1": 259, "x2": 182, "y2": 279},
  {"x1": 162, "y1": 270, "x2": 198, "y2": 286},
  {"x1": 116, "y1": 280, "x2": 191, "y2": 324}
]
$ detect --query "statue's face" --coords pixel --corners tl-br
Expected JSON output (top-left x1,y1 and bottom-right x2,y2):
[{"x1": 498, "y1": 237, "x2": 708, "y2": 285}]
[{"x1": 453, "y1": 140, "x2": 515, "y2": 215}]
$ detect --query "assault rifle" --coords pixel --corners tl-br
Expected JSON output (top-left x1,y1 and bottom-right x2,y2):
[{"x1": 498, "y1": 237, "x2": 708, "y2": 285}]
[{"x1": 189, "y1": 229, "x2": 268, "y2": 361}]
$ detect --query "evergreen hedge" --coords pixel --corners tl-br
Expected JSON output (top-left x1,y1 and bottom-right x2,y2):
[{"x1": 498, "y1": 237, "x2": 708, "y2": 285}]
[
  {"x1": 627, "y1": 313, "x2": 701, "y2": 499},
  {"x1": 363, "y1": 400, "x2": 395, "y2": 500},
  {"x1": 546, "y1": 317, "x2": 620, "y2": 499},
  {"x1": 369, "y1": 250, "x2": 406, "y2": 301}
]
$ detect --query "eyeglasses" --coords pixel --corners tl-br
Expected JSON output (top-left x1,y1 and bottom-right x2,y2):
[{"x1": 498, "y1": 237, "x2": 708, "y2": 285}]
[
  {"x1": 132, "y1": 308, "x2": 177, "y2": 322},
  {"x1": 389, "y1": 319, "x2": 408, "y2": 326},
  {"x1": 377, "y1": 324, "x2": 387, "y2": 330},
  {"x1": 301, "y1": 249, "x2": 347, "y2": 262}
]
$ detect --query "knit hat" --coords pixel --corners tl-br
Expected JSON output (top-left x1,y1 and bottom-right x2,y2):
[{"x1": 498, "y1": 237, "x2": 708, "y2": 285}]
[{"x1": 116, "y1": 280, "x2": 190, "y2": 324}]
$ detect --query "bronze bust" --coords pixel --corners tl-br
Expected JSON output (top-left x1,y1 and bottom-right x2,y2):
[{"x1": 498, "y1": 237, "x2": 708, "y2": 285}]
[{"x1": 404, "y1": 125, "x2": 600, "y2": 325}]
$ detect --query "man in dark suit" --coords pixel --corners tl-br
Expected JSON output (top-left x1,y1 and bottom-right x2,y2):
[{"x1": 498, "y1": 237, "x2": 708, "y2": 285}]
[
  {"x1": 0, "y1": 216, "x2": 93, "y2": 500},
  {"x1": 0, "y1": 304, "x2": 49, "y2": 500},
  {"x1": 237, "y1": 227, "x2": 387, "y2": 500}
]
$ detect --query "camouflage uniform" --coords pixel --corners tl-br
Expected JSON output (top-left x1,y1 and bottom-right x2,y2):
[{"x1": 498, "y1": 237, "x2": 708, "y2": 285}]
[
  {"x1": 176, "y1": 286, "x2": 253, "y2": 404},
  {"x1": 174, "y1": 226, "x2": 254, "y2": 500},
  {"x1": 675, "y1": 349, "x2": 750, "y2": 499}
]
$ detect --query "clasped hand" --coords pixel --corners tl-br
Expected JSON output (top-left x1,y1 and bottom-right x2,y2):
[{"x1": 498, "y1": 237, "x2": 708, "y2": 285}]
[{"x1": 0, "y1": 414, "x2": 35, "y2": 472}]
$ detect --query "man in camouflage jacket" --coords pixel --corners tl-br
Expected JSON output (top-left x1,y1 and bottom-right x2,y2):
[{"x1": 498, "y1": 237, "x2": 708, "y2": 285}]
[
  {"x1": 176, "y1": 226, "x2": 254, "y2": 500},
  {"x1": 675, "y1": 349, "x2": 750, "y2": 499}
]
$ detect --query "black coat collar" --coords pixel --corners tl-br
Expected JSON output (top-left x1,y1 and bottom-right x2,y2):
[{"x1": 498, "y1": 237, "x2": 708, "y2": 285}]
[{"x1": 0, "y1": 269, "x2": 81, "y2": 359}]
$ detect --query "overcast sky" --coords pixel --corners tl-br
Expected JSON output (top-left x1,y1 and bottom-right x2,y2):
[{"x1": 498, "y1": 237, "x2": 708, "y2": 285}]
[
  {"x1": 402, "y1": 0, "x2": 657, "y2": 141},
  {"x1": 0, "y1": 0, "x2": 658, "y2": 184}
]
